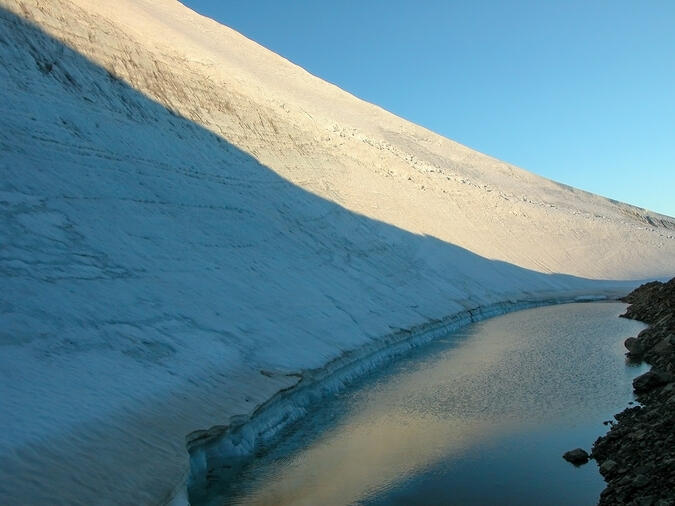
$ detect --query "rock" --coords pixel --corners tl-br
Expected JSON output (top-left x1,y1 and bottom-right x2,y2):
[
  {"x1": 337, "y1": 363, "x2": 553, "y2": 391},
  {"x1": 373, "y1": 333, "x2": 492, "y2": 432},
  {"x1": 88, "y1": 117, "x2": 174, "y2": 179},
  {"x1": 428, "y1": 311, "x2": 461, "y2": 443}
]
[
  {"x1": 562, "y1": 448, "x2": 589, "y2": 465},
  {"x1": 653, "y1": 335, "x2": 673, "y2": 354},
  {"x1": 599, "y1": 459, "x2": 618, "y2": 475},
  {"x1": 633, "y1": 474, "x2": 651, "y2": 489},
  {"x1": 633, "y1": 370, "x2": 670, "y2": 394},
  {"x1": 595, "y1": 279, "x2": 675, "y2": 505},
  {"x1": 631, "y1": 429, "x2": 647, "y2": 440},
  {"x1": 625, "y1": 336, "x2": 645, "y2": 357}
]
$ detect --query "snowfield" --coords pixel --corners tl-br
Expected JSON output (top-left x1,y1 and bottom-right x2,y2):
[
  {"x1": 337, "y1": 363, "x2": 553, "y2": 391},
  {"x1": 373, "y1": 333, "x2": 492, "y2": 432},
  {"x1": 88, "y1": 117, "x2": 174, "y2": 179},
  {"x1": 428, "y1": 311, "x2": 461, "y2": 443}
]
[{"x1": 0, "y1": 1, "x2": 674, "y2": 504}]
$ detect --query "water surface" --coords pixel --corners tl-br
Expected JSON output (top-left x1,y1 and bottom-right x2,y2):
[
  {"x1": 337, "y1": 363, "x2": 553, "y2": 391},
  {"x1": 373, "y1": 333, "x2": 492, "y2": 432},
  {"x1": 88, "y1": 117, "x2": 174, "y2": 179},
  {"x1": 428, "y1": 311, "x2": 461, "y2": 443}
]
[{"x1": 199, "y1": 302, "x2": 647, "y2": 505}]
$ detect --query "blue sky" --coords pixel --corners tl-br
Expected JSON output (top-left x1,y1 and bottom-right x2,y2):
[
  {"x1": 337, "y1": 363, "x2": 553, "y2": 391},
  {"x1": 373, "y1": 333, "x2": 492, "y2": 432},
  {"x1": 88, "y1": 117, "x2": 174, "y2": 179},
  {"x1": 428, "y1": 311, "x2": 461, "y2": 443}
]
[{"x1": 182, "y1": 1, "x2": 674, "y2": 217}]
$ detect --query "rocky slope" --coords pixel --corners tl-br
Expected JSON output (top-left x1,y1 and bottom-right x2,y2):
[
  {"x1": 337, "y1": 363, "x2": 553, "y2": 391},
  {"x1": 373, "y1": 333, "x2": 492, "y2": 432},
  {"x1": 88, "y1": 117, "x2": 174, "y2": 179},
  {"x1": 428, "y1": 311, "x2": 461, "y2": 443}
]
[{"x1": 592, "y1": 279, "x2": 675, "y2": 505}]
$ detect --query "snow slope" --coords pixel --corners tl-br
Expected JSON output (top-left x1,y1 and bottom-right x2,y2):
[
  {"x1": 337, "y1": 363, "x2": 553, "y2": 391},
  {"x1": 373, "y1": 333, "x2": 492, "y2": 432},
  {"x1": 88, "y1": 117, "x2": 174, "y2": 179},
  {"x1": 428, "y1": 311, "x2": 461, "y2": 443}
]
[{"x1": 0, "y1": 1, "x2": 673, "y2": 504}]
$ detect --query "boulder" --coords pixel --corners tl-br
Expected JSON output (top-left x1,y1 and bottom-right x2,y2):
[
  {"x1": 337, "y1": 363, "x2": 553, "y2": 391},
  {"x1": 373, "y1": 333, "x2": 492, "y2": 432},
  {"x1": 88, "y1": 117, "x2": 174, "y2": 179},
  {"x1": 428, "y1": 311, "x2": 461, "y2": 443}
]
[
  {"x1": 624, "y1": 336, "x2": 645, "y2": 358},
  {"x1": 633, "y1": 371, "x2": 670, "y2": 394},
  {"x1": 562, "y1": 448, "x2": 589, "y2": 465}
]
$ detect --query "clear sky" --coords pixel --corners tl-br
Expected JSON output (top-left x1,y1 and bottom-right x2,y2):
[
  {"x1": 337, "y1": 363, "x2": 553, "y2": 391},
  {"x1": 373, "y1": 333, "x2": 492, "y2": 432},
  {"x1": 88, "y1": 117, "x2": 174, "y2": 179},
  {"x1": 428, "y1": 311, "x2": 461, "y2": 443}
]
[{"x1": 181, "y1": 1, "x2": 674, "y2": 217}]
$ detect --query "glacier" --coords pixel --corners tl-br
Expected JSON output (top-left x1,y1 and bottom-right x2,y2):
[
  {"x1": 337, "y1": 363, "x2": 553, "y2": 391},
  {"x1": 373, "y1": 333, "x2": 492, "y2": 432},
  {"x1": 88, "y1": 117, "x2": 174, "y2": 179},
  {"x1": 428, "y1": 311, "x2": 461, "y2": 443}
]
[{"x1": 0, "y1": 1, "x2": 674, "y2": 504}]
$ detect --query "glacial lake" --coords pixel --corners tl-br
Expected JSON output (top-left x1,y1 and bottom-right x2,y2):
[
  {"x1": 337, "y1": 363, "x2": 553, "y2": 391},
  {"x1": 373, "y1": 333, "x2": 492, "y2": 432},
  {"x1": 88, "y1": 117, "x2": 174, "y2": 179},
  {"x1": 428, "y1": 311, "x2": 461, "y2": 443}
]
[{"x1": 196, "y1": 302, "x2": 648, "y2": 505}]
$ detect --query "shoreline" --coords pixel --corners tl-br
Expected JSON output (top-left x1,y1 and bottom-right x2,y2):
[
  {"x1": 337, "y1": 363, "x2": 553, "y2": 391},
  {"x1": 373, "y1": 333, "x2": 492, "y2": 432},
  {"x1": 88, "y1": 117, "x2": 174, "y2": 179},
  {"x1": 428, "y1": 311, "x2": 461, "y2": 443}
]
[
  {"x1": 183, "y1": 290, "x2": 627, "y2": 504},
  {"x1": 591, "y1": 278, "x2": 675, "y2": 505}
]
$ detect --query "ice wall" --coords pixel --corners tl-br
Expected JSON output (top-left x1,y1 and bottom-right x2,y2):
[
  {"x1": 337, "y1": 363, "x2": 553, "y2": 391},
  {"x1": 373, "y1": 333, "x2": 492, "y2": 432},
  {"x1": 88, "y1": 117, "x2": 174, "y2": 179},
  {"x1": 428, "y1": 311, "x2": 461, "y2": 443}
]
[{"x1": 0, "y1": 1, "x2": 673, "y2": 504}]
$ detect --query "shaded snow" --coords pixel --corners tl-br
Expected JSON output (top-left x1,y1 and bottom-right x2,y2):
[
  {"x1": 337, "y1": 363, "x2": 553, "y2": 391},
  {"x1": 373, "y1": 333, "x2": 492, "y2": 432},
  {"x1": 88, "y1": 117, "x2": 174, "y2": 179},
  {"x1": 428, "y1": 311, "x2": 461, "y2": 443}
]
[{"x1": 0, "y1": 1, "x2": 673, "y2": 504}]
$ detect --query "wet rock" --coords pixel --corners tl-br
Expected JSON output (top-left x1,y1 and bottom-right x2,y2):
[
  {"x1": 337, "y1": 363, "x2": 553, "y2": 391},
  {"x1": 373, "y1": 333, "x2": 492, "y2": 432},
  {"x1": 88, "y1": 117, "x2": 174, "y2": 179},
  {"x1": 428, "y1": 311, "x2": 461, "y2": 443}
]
[
  {"x1": 594, "y1": 278, "x2": 675, "y2": 505},
  {"x1": 562, "y1": 448, "x2": 589, "y2": 465},
  {"x1": 625, "y1": 336, "x2": 645, "y2": 358},
  {"x1": 633, "y1": 370, "x2": 670, "y2": 394}
]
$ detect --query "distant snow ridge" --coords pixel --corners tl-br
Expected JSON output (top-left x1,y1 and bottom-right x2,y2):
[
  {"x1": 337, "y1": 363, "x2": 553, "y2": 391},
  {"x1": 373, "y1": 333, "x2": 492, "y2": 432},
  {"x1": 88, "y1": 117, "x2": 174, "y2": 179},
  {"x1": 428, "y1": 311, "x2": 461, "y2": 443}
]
[{"x1": 0, "y1": 1, "x2": 673, "y2": 505}]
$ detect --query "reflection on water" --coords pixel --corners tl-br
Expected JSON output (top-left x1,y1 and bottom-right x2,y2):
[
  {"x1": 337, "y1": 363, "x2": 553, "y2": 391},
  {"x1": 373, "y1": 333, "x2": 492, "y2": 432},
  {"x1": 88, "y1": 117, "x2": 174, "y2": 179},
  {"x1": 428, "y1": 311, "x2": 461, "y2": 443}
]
[{"x1": 200, "y1": 303, "x2": 647, "y2": 506}]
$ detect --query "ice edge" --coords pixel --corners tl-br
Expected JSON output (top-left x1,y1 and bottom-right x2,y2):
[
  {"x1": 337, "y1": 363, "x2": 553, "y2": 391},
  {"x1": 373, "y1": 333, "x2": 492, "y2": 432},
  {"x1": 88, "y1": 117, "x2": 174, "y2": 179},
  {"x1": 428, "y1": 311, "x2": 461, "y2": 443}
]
[{"x1": 174, "y1": 291, "x2": 618, "y2": 504}]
